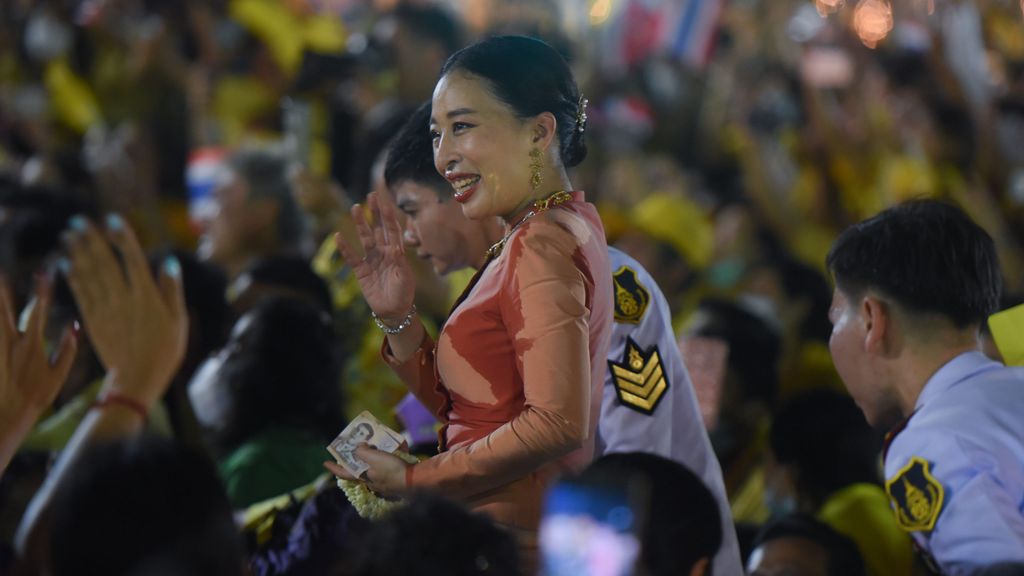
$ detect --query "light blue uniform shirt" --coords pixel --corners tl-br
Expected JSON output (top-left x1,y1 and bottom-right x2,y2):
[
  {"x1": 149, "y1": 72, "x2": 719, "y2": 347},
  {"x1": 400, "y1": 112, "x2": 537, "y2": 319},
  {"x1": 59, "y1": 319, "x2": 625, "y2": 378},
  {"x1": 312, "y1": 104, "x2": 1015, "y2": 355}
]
[
  {"x1": 597, "y1": 247, "x2": 741, "y2": 574},
  {"x1": 885, "y1": 351, "x2": 1024, "y2": 574}
]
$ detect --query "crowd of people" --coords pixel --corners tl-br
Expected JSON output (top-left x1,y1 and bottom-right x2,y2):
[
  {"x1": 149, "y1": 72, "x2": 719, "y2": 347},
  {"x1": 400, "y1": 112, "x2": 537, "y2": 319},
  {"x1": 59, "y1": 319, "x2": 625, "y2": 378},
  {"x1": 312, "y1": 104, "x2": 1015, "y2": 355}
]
[{"x1": 1, "y1": 0, "x2": 1024, "y2": 575}]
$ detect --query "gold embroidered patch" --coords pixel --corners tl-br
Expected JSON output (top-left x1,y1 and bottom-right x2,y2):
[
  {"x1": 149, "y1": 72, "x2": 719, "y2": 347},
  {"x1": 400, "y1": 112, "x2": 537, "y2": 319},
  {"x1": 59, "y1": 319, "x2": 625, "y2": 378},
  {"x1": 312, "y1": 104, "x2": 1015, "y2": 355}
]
[
  {"x1": 608, "y1": 337, "x2": 669, "y2": 414},
  {"x1": 885, "y1": 456, "x2": 945, "y2": 532},
  {"x1": 612, "y1": 266, "x2": 650, "y2": 324}
]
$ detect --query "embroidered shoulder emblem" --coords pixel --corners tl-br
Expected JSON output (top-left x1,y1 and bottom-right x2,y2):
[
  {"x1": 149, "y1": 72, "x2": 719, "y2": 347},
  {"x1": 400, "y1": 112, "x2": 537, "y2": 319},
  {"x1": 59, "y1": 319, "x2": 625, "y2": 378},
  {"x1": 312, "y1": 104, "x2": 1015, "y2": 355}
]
[
  {"x1": 607, "y1": 337, "x2": 669, "y2": 415},
  {"x1": 885, "y1": 456, "x2": 945, "y2": 532},
  {"x1": 612, "y1": 266, "x2": 650, "y2": 324}
]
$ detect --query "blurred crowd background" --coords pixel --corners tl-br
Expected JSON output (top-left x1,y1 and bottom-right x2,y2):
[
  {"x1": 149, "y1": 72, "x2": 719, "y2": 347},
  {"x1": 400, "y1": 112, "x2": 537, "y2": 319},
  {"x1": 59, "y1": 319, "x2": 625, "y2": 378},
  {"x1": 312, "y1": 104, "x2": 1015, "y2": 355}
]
[{"x1": 2, "y1": 0, "x2": 1024, "y2": 573}]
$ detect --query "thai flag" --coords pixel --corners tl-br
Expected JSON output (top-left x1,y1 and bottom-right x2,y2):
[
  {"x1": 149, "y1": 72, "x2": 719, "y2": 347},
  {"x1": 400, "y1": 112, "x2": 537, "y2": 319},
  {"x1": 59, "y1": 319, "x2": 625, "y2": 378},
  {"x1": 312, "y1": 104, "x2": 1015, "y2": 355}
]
[
  {"x1": 185, "y1": 147, "x2": 227, "y2": 233},
  {"x1": 663, "y1": 0, "x2": 723, "y2": 70}
]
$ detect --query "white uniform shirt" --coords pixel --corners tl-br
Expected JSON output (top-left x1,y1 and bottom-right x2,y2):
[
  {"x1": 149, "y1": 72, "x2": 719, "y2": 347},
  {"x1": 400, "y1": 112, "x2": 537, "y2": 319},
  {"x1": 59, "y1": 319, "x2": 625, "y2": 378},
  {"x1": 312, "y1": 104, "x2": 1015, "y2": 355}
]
[
  {"x1": 884, "y1": 351, "x2": 1024, "y2": 574},
  {"x1": 598, "y1": 247, "x2": 742, "y2": 573}
]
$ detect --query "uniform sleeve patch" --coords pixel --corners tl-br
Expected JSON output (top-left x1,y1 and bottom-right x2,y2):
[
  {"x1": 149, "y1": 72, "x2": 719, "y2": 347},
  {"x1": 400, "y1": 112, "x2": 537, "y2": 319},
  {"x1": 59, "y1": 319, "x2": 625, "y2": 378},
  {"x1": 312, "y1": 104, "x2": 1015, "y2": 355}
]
[
  {"x1": 612, "y1": 266, "x2": 650, "y2": 324},
  {"x1": 885, "y1": 456, "x2": 945, "y2": 532},
  {"x1": 607, "y1": 337, "x2": 669, "y2": 415}
]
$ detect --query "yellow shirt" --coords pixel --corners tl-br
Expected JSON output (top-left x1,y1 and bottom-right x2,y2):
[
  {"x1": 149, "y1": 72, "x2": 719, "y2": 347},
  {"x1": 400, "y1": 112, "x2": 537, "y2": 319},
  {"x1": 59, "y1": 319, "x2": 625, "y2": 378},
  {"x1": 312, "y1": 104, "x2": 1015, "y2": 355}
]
[{"x1": 818, "y1": 483, "x2": 914, "y2": 576}]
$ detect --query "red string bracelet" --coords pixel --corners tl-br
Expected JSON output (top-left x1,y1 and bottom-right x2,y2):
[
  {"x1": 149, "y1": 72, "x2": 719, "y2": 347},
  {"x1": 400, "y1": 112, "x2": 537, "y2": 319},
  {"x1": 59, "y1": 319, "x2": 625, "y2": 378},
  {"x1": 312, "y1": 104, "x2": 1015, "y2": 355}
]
[{"x1": 91, "y1": 391, "x2": 148, "y2": 421}]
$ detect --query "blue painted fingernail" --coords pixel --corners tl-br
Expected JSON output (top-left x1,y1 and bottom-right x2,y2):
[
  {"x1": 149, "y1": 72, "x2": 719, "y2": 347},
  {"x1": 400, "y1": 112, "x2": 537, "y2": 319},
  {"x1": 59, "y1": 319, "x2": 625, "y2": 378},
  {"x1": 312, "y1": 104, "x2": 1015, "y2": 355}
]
[
  {"x1": 57, "y1": 257, "x2": 71, "y2": 274},
  {"x1": 163, "y1": 256, "x2": 181, "y2": 278},
  {"x1": 105, "y1": 213, "x2": 124, "y2": 231},
  {"x1": 69, "y1": 215, "x2": 88, "y2": 232}
]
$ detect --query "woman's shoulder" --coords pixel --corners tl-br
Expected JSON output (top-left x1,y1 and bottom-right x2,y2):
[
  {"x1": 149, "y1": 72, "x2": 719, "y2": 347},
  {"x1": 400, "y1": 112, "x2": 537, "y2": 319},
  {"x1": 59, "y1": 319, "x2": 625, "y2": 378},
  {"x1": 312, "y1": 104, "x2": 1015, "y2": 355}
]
[{"x1": 512, "y1": 202, "x2": 602, "y2": 255}]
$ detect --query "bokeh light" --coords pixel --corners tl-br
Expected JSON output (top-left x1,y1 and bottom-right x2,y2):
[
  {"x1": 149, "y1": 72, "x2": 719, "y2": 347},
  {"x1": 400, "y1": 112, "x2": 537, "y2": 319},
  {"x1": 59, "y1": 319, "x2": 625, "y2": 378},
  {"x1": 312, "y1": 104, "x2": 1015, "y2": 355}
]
[{"x1": 853, "y1": 0, "x2": 894, "y2": 48}]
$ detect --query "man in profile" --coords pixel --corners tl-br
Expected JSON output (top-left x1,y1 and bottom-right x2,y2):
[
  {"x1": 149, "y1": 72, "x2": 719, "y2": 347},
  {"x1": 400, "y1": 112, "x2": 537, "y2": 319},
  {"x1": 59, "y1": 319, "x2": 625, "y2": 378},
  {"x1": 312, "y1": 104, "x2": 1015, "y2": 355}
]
[{"x1": 825, "y1": 200, "x2": 1024, "y2": 573}]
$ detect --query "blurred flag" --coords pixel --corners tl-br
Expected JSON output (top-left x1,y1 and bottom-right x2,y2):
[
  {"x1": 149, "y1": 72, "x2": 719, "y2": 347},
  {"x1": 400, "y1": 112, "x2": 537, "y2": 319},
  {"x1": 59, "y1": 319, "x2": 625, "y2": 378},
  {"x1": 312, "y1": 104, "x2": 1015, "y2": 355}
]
[
  {"x1": 597, "y1": 0, "x2": 723, "y2": 74},
  {"x1": 663, "y1": 0, "x2": 723, "y2": 69},
  {"x1": 186, "y1": 148, "x2": 227, "y2": 234}
]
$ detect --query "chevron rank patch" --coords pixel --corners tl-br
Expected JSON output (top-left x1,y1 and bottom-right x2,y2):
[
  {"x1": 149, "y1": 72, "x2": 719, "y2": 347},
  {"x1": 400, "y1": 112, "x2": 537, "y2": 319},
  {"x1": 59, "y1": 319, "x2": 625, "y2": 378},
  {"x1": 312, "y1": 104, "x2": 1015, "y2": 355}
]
[
  {"x1": 885, "y1": 456, "x2": 945, "y2": 532},
  {"x1": 608, "y1": 337, "x2": 669, "y2": 414},
  {"x1": 612, "y1": 266, "x2": 650, "y2": 324}
]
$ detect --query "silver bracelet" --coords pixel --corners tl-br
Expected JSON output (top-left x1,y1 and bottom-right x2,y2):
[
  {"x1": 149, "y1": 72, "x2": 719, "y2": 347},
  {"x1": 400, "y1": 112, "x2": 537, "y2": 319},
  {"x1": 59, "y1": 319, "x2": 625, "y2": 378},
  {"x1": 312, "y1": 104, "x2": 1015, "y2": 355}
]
[{"x1": 372, "y1": 304, "x2": 417, "y2": 335}]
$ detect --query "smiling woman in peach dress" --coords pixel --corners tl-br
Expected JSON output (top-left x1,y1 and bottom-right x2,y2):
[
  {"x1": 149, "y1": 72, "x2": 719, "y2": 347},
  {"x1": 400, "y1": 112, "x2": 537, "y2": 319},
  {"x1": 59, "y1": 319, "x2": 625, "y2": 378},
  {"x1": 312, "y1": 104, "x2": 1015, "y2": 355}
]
[{"x1": 329, "y1": 35, "x2": 613, "y2": 559}]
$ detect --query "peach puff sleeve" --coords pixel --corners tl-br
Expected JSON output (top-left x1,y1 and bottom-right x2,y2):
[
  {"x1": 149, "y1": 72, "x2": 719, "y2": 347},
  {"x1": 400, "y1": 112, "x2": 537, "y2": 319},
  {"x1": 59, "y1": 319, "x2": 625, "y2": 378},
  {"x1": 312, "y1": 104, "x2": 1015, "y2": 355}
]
[{"x1": 386, "y1": 218, "x2": 596, "y2": 500}]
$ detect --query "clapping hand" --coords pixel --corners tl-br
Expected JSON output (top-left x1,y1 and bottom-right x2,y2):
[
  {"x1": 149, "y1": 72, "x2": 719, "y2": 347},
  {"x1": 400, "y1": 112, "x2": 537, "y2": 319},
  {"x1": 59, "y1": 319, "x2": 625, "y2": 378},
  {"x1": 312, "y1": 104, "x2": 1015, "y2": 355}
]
[
  {"x1": 61, "y1": 214, "x2": 188, "y2": 409},
  {"x1": 0, "y1": 274, "x2": 78, "y2": 473}
]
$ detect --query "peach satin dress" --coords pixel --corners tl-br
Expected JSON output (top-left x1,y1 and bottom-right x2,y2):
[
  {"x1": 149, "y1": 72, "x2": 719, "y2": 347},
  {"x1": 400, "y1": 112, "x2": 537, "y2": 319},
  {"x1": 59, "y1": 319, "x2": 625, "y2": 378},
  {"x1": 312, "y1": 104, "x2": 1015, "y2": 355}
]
[{"x1": 384, "y1": 191, "x2": 613, "y2": 535}]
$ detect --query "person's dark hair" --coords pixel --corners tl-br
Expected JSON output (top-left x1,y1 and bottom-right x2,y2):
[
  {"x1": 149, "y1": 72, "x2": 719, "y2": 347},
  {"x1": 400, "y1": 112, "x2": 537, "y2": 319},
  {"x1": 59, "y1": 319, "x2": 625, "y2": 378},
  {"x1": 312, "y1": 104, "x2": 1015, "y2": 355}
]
[
  {"x1": 440, "y1": 35, "x2": 587, "y2": 167},
  {"x1": 392, "y1": 2, "x2": 463, "y2": 56},
  {"x1": 770, "y1": 390, "x2": 882, "y2": 508},
  {"x1": 384, "y1": 101, "x2": 448, "y2": 196},
  {"x1": 580, "y1": 452, "x2": 722, "y2": 576},
  {"x1": 345, "y1": 491, "x2": 520, "y2": 576},
  {"x1": 752, "y1": 514, "x2": 866, "y2": 576},
  {"x1": 217, "y1": 297, "x2": 343, "y2": 452},
  {"x1": 692, "y1": 297, "x2": 782, "y2": 405},
  {"x1": 49, "y1": 436, "x2": 244, "y2": 576},
  {"x1": 355, "y1": 422, "x2": 373, "y2": 439},
  {"x1": 228, "y1": 147, "x2": 307, "y2": 250},
  {"x1": 826, "y1": 200, "x2": 1001, "y2": 329},
  {"x1": 235, "y1": 255, "x2": 333, "y2": 316},
  {"x1": 771, "y1": 255, "x2": 833, "y2": 344}
]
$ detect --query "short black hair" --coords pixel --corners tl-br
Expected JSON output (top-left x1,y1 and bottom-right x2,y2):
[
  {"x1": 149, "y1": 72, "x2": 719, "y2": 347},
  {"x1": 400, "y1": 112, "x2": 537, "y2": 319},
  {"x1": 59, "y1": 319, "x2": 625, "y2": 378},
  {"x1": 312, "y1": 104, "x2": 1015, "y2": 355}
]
[
  {"x1": 346, "y1": 492, "x2": 520, "y2": 576},
  {"x1": 392, "y1": 3, "x2": 463, "y2": 56},
  {"x1": 441, "y1": 35, "x2": 587, "y2": 167},
  {"x1": 580, "y1": 452, "x2": 722, "y2": 576},
  {"x1": 237, "y1": 255, "x2": 334, "y2": 315},
  {"x1": 770, "y1": 390, "x2": 882, "y2": 507},
  {"x1": 383, "y1": 101, "x2": 449, "y2": 196},
  {"x1": 826, "y1": 200, "x2": 1001, "y2": 328},
  {"x1": 692, "y1": 297, "x2": 782, "y2": 405},
  {"x1": 752, "y1": 514, "x2": 866, "y2": 576},
  {"x1": 49, "y1": 436, "x2": 244, "y2": 576}
]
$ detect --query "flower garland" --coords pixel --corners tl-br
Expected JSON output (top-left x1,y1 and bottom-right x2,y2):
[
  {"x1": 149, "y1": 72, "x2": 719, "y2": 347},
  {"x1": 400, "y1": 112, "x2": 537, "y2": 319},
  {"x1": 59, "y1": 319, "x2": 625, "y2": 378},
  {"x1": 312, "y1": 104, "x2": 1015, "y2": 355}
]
[{"x1": 338, "y1": 450, "x2": 421, "y2": 520}]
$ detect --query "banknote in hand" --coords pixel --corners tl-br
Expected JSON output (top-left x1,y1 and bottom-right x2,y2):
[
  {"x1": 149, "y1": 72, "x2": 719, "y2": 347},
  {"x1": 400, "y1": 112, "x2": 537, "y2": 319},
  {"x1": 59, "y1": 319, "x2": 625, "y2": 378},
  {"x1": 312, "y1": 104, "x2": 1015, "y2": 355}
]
[{"x1": 327, "y1": 411, "x2": 405, "y2": 477}]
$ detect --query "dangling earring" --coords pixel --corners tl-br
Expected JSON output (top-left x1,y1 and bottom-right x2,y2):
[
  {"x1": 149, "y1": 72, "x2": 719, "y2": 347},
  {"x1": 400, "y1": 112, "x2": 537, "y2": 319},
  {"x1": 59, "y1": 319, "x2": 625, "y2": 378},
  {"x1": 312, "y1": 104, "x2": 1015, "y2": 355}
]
[{"x1": 529, "y1": 147, "x2": 543, "y2": 191}]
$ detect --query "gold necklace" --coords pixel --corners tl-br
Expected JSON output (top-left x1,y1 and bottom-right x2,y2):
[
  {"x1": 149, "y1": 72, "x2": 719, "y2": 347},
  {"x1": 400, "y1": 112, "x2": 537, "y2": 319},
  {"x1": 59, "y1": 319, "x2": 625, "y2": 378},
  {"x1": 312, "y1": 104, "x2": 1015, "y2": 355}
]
[{"x1": 485, "y1": 190, "x2": 574, "y2": 259}]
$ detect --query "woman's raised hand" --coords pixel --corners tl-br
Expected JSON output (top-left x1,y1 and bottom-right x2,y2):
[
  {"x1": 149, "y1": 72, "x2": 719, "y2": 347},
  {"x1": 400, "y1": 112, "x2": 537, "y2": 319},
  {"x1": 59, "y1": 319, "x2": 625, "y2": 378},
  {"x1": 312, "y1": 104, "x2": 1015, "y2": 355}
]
[
  {"x1": 61, "y1": 214, "x2": 188, "y2": 409},
  {"x1": 0, "y1": 274, "x2": 78, "y2": 473},
  {"x1": 334, "y1": 190, "x2": 416, "y2": 321}
]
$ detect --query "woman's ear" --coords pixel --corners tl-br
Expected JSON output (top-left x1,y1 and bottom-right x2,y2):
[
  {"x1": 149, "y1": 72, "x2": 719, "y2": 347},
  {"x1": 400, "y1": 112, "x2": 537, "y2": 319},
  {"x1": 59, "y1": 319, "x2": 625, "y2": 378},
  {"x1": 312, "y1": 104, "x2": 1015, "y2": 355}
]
[{"x1": 531, "y1": 112, "x2": 558, "y2": 151}]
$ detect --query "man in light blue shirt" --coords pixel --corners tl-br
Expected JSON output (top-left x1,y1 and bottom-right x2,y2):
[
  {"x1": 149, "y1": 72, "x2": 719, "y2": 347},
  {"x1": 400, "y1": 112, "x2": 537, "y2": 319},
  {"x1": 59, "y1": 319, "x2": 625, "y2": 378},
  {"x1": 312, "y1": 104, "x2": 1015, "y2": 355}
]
[{"x1": 826, "y1": 200, "x2": 1024, "y2": 574}]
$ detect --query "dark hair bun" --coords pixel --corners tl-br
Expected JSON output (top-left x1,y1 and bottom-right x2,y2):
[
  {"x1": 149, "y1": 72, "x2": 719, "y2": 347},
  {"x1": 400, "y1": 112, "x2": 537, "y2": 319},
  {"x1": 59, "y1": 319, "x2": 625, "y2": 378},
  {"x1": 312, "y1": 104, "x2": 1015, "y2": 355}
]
[{"x1": 441, "y1": 35, "x2": 587, "y2": 167}]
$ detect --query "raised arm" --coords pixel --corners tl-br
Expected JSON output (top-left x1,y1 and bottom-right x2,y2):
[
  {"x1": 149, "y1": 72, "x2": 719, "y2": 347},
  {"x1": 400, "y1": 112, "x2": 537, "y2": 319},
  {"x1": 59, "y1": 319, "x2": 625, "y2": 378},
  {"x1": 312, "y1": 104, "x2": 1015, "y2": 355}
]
[
  {"x1": 0, "y1": 275, "x2": 77, "y2": 475},
  {"x1": 15, "y1": 214, "x2": 188, "y2": 567},
  {"x1": 334, "y1": 190, "x2": 425, "y2": 363}
]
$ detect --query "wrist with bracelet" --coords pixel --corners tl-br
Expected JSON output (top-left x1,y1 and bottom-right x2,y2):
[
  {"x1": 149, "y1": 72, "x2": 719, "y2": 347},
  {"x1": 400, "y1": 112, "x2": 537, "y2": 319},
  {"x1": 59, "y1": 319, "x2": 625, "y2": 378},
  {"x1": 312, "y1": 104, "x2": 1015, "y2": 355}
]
[
  {"x1": 91, "y1": 390, "x2": 149, "y2": 421},
  {"x1": 372, "y1": 304, "x2": 417, "y2": 335}
]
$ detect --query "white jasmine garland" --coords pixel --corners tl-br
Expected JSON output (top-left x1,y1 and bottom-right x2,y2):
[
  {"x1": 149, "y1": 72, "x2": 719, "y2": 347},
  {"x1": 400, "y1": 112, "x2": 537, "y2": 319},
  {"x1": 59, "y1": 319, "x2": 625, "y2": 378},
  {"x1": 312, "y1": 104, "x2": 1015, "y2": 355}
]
[{"x1": 338, "y1": 450, "x2": 421, "y2": 520}]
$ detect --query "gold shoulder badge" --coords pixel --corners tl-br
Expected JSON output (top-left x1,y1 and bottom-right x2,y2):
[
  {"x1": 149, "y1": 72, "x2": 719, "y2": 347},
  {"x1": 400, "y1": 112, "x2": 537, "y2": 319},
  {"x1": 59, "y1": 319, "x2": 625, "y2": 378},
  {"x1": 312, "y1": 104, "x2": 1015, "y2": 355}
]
[
  {"x1": 885, "y1": 456, "x2": 945, "y2": 532},
  {"x1": 608, "y1": 337, "x2": 669, "y2": 415},
  {"x1": 612, "y1": 266, "x2": 650, "y2": 324}
]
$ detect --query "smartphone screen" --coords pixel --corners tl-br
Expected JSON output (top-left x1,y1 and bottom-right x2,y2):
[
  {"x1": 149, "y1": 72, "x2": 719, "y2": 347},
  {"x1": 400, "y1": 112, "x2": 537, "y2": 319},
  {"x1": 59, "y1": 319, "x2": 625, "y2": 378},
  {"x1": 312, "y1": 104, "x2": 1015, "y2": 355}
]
[{"x1": 539, "y1": 479, "x2": 643, "y2": 576}]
